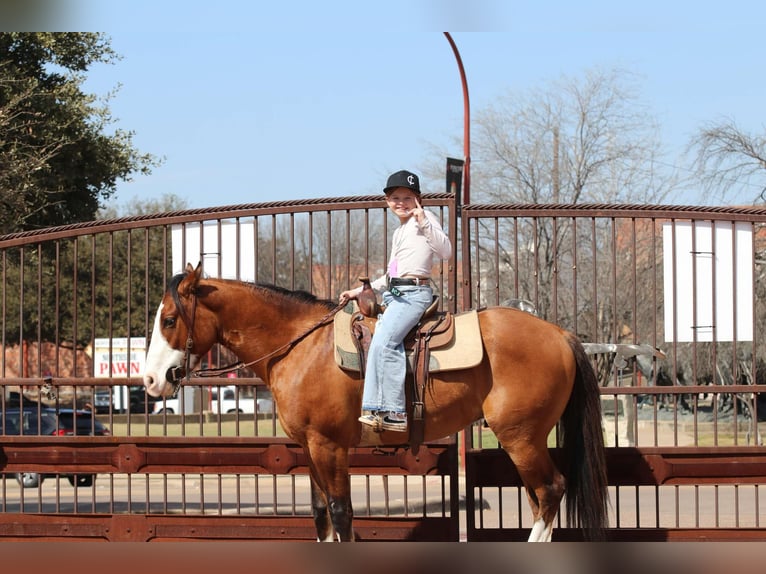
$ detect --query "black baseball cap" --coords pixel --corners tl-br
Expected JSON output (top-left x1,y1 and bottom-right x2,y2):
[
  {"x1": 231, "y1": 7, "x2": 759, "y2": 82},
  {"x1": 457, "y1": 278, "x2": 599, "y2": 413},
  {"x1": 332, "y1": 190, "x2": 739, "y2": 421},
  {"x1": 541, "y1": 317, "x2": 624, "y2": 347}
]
[{"x1": 383, "y1": 170, "x2": 421, "y2": 194}]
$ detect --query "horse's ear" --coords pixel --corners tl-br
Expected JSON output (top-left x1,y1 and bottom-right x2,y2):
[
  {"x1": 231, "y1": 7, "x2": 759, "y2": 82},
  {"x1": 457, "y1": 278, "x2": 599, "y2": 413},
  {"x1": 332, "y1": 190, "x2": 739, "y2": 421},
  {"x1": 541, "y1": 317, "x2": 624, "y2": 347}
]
[{"x1": 179, "y1": 261, "x2": 203, "y2": 296}]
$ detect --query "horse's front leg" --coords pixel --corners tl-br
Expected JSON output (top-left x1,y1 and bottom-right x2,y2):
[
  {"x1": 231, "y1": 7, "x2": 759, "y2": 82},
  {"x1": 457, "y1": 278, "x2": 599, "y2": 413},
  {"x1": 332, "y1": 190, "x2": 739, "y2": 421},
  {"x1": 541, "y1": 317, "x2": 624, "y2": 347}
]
[
  {"x1": 309, "y1": 475, "x2": 336, "y2": 542},
  {"x1": 306, "y1": 441, "x2": 355, "y2": 542}
]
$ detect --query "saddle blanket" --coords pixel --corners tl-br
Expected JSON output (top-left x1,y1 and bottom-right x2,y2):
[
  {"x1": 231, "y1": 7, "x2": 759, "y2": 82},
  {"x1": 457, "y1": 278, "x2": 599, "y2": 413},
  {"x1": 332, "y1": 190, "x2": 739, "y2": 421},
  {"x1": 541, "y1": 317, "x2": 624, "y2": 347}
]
[{"x1": 333, "y1": 305, "x2": 483, "y2": 373}]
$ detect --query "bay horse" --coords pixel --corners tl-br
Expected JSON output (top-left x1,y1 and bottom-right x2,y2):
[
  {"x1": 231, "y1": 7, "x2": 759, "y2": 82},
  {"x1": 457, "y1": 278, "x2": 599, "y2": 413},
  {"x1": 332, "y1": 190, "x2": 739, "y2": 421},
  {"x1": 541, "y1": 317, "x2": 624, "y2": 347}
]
[{"x1": 142, "y1": 262, "x2": 609, "y2": 542}]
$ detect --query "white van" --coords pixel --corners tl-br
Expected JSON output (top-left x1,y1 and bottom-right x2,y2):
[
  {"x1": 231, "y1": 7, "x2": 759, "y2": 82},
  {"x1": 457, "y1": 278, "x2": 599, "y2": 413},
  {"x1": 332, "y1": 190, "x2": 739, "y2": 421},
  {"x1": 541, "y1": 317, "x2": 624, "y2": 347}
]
[{"x1": 152, "y1": 385, "x2": 273, "y2": 415}]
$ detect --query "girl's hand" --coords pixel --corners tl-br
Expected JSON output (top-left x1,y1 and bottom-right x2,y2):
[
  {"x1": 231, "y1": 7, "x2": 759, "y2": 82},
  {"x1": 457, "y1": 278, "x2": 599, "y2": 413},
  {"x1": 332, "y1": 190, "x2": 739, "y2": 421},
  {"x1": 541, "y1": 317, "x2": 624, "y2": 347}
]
[
  {"x1": 409, "y1": 197, "x2": 425, "y2": 223},
  {"x1": 339, "y1": 289, "x2": 358, "y2": 306}
]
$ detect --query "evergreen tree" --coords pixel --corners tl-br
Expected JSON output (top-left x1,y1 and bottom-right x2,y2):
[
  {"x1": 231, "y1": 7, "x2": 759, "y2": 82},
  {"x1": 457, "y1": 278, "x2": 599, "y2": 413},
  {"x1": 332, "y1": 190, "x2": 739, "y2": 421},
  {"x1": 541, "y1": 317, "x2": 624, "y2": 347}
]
[{"x1": 0, "y1": 32, "x2": 159, "y2": 234}]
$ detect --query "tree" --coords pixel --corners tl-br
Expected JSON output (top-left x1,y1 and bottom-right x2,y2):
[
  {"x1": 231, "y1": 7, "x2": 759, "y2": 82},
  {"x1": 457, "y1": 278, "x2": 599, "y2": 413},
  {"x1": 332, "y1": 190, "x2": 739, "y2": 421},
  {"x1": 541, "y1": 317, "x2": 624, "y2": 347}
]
[
  {"x1": 424, "y1": 67, "x2": 679, "y2": 382},
  {"x1": 688, "y1": 117, "x2": 766, "y2": 204},
  {"x1": 447, "y1": 68, "x2": 674, "y2": 319},
  {"x1": 0, "y1": 32, "x2": 159, "y2": 235},
  {"x1": 1, "y1": 194, "x2": 187, "y2": 355},
  {"x1": 468, "y1": 67, "x2": 675, "y2": 206}
]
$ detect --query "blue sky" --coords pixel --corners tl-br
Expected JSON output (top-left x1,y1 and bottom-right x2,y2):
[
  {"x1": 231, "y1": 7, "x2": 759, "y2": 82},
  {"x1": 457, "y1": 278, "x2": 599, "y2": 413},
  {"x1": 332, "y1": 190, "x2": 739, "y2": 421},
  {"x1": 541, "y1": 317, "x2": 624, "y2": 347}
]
[{"x1": 49, "y1": 1, "x2": 766, "y2": 208}]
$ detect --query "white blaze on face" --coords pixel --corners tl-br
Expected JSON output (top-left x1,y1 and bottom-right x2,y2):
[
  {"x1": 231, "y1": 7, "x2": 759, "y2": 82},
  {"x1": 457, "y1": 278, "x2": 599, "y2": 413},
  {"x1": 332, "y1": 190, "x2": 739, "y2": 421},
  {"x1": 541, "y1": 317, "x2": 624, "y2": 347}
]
[{"x1": 143, "y1": 302, "x2": 189, "y2": 397}]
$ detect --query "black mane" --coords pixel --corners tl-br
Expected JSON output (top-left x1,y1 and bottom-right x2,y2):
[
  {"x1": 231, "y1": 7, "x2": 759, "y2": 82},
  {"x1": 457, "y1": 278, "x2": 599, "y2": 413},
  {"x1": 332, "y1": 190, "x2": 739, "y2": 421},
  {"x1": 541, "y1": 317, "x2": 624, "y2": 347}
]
[
  {"x1": 168, "y1": 270, "x2": 336, "y2": 311},
  {"x1": 252, "y1": 282, "x2": 337, "y2": 311}
]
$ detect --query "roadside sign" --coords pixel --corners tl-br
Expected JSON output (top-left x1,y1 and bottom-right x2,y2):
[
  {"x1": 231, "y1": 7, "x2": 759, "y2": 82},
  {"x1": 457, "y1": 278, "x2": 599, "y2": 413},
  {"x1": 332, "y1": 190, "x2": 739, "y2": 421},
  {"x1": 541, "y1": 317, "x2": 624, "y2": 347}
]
[{"x1": 93, "y1": 337, "x2": 146, "y2": 378}]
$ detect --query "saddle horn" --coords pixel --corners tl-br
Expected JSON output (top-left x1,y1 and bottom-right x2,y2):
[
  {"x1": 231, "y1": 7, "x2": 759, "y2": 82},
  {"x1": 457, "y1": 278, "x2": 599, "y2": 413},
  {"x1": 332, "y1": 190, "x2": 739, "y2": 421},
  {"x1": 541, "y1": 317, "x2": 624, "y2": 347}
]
[{"x1": 356, "y1": 277, "x2": 380, "y2": 318}]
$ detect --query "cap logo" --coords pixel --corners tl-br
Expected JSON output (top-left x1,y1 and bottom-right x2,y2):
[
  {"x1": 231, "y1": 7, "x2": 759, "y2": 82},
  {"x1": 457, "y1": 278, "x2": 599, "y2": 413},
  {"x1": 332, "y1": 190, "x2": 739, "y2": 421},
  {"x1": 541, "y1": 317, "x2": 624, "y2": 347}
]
[{"x1": 407, "y1": 175, "x2": 415, "y2": 185}]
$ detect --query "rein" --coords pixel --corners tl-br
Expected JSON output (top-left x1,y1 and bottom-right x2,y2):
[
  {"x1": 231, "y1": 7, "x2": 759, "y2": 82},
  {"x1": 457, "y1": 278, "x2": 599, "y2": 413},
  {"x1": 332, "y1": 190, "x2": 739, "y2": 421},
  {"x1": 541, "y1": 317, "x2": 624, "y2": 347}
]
[{"x1": 171, "y1": 284, "x2": 345, "y2": 386}]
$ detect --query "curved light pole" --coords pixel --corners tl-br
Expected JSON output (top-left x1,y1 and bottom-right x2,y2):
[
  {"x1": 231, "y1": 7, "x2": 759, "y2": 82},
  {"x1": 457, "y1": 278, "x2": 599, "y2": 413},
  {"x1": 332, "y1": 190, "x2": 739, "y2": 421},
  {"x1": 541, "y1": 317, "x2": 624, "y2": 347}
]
[
  {"x1": 443, "y1": 32, "x2": 470, "y2": 204},
  {"x1": 443, "y1": 32, "x2": 473, "y2": 314}
]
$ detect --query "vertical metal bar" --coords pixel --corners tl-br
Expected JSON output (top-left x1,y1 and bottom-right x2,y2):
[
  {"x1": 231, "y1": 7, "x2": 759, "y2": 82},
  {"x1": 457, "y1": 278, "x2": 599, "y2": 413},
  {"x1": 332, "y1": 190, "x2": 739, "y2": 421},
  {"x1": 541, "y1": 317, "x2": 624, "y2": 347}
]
[
  {"x1": 591, "y1": 217, "x2": 597, "y2": 343},
  {"x1": 571, "y1": 217, "x2": 578, "y2": 338},
  {"x1": 308, "y1": 212, "x2": 314, "y2": 293},
  {"x1": 492, "y1": 218, "x2": 499, "y2": 306},
  {"x1": 271, "y1": 215, "x2": 277, "y2": 285},
  {"x1": 290, "y1": 212, "x2": 295, "y2": 290},
  {"x1": 552, "y1": 216, "x2": 559, "y2": 324},
  {"x1": 35, "y1": 243, "x2": 42, "y2": 377},
  {"x1": 459, "y1": 203, "x2": 472, "y2": 312}
]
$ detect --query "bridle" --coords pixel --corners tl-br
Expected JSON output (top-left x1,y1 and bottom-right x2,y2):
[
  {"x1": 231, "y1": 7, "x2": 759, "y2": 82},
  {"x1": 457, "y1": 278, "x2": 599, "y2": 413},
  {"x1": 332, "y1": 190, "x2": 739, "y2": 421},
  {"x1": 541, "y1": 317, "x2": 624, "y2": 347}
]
[
  {"x1": 165, "y1": 283, "x2": 199, "y2": 396},
  {"x1": 165, "y1": 279, "x2": 345, "y2": 396}
]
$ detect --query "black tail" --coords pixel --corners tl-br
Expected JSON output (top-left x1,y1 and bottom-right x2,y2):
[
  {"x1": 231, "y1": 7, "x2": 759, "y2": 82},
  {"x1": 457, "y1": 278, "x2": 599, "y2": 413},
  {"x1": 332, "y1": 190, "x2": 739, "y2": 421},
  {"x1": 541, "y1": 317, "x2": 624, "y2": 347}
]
[{"x1": 560, "y1": 334, "x2": 609, "y2": 541}]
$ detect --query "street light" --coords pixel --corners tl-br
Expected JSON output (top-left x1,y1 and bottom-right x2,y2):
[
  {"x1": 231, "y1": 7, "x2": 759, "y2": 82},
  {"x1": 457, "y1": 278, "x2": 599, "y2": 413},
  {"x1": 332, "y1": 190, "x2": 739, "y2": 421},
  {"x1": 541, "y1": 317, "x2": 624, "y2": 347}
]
[
  {"x1": 443, "y1": 32, "x2": 470, "y2": 205},
  {"x1": 443, "y1": 32, "x2": 473, "y2": 314}
]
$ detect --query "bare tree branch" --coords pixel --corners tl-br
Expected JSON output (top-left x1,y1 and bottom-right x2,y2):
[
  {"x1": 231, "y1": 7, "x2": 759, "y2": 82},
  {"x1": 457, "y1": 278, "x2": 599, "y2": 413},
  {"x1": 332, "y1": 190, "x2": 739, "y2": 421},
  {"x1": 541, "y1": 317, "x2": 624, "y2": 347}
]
[{"x1": 688, "y1": 117, "x2": 766, "y2": 203}]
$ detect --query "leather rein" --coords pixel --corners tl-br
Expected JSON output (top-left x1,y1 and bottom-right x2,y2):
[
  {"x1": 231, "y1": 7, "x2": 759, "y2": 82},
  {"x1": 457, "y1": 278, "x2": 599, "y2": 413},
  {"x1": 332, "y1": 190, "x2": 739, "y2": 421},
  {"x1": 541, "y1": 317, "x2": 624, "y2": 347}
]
[{"x1": 166, "y1": 283, "x2": 344, "y2": 395}]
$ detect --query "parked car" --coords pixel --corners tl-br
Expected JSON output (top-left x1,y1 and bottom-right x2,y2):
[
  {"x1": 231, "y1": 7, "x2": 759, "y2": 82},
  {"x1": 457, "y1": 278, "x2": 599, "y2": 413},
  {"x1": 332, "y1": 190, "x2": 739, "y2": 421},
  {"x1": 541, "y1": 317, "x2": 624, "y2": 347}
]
[
  {"x1": 93, "y1": 385, "x2": 159, "y2": 414},
  {"x1": 0, "y1": 406, "x2": 111, "y2": 488},
  {"x1": 152, "y1": 385, "x2": 274, "y2": 415}
]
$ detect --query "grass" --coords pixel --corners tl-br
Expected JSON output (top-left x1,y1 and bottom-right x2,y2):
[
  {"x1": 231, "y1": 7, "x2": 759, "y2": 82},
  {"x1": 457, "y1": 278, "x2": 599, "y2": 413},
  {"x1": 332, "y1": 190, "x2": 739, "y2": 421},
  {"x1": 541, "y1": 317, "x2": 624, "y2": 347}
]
[{"x1": 104, "y1": 413, "x2": 287, "y2": 438}]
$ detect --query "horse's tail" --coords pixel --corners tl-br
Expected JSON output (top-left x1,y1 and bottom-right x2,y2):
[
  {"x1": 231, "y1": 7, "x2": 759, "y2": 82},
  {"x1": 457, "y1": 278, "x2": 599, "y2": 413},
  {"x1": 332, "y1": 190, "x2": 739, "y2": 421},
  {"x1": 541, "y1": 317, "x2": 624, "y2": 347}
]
[{"x1": 560, "y1": 333, "x2": 609, "y2": 541}]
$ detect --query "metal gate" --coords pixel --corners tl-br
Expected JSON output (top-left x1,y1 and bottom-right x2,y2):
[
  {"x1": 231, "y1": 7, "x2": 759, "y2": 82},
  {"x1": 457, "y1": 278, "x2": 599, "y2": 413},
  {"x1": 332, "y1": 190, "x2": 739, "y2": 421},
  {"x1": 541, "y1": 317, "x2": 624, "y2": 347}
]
[{"x1": 2, "y1": 195, "x2": 766, "y2": 540}]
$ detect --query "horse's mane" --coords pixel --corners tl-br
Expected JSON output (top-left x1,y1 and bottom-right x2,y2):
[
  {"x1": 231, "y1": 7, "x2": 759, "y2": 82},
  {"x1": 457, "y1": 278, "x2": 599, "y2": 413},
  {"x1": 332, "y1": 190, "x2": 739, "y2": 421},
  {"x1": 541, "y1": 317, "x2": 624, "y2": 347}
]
[
  {"x1": 250, "y1": 282, "x2": 337, "y2": 311},
  {"x1": 169, "y1": 270, "x2": 337, "y2": 311}
]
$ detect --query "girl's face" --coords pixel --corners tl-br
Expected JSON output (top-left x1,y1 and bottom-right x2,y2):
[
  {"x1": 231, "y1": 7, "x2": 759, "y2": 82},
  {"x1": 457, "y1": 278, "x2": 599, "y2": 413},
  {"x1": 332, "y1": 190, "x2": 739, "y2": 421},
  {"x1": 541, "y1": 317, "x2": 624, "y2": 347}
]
[{"x1": 385, "y1": 188, "x2": 419, "y2": 219}]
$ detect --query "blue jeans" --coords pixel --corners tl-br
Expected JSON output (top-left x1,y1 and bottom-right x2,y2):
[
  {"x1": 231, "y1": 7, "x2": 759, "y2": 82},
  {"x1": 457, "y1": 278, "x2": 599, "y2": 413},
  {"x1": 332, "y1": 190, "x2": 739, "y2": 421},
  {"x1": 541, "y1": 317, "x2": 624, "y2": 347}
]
[{"x1": 361, "y1": 285, "x2": 433, "y2": 414}]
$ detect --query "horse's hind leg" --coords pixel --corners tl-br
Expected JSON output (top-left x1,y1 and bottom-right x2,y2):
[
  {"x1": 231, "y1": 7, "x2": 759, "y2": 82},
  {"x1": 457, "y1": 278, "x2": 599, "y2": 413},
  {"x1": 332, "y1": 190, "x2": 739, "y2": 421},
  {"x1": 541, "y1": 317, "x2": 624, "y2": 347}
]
[
  {"x1": 309, "y1": 476, "x2": 336, "y2": 542},
  {"x1": 503, "y1": 440, "x2": 566, "y2": 542}
]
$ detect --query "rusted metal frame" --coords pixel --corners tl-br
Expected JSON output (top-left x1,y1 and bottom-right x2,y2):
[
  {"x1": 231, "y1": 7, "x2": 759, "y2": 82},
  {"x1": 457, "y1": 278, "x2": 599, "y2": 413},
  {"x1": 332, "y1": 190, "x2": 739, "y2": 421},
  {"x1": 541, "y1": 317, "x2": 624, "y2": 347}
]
[
  {"x1": 462, "y1": 203, "x2": 766, "y2": 221},
  {"x1": 465, "y1": 525, "x2": 766, "y2": 542},
  {"x1": 0, "y1": 513, "x2": 457, "y2": 542},
  {"x1": 3, "y1": 199, "x2": 758, "y2": 250},
  {"x1": 465, "y1": 446, "x2": 766, "y2": 488},
  {"x1": 0, "y1": 196, "x2": 451, "y2": 248},
  {"x1": 0, "y1": 437, "x2": 454, "y2": 475}
]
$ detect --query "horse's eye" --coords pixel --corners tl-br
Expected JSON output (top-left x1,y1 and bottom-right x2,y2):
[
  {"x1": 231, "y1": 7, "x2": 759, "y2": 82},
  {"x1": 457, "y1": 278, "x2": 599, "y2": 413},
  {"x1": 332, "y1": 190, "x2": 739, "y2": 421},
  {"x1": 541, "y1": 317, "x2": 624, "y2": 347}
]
[{"x1": 163, "y1": 317, "x2": 176, "y2": 329}]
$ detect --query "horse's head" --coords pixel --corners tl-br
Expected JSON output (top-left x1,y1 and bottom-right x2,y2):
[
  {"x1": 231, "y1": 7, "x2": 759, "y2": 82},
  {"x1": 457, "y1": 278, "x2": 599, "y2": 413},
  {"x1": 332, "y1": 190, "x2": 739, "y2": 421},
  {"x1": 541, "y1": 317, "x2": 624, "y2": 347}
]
[{"x1": 143, "y1": 262, "x2": 217, "y2": 398}]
